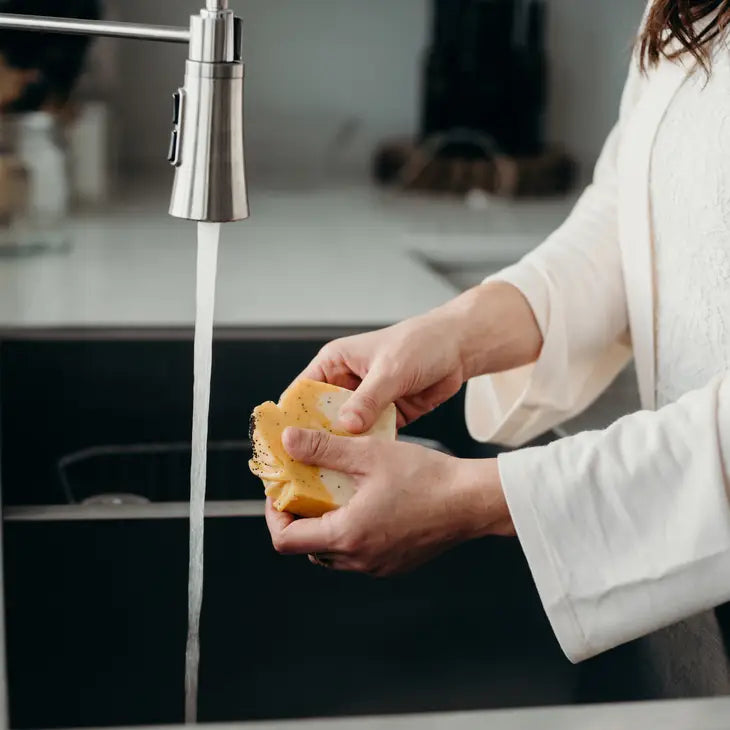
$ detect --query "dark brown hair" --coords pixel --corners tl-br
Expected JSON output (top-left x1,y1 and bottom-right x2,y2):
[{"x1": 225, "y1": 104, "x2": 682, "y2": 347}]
[{"x1": 640, "y1": 0, "x2": 730, "y2": 70}]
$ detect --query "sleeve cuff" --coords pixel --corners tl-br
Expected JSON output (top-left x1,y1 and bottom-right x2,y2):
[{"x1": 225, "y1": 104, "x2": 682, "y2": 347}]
[
  {"x1": 484, "y1": 260, "x2": 551, "y2": 340},
  {"x1": 497, "y1": 448, "x2": 592, "y2": 663}
]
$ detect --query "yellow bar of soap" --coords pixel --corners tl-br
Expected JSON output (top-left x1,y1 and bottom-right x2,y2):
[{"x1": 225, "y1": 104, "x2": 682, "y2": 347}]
[{"x1": 249, "y1": 379, "x2": 396, "y2": 518}]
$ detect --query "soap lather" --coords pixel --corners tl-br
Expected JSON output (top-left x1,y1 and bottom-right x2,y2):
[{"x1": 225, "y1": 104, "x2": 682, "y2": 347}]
[{"x1": 0, "y1": 0, "x2": 250, "y2": 224}]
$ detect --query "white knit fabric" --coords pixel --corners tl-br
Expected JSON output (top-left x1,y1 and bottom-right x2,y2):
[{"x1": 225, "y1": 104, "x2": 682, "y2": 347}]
[{"x1": 653, "y1": 45, "x2": 730, "y2": 409}]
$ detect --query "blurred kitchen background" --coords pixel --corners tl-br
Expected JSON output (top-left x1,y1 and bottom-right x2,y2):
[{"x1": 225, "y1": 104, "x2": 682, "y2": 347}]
[
  {"x1": 111, "y1": 0, "x2": 642, "y2": 188},
  {"x1": 0, "y1": 0, "x2": 645, "y2": 201}
]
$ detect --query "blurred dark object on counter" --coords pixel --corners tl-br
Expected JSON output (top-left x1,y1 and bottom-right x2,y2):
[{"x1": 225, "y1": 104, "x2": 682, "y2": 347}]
[
  {"x1": 423, "y1": 0, "x2": 547, "y2": 155},
  {"x1": 0, "y1": 0, "x2": 101, "y2": 114},
  {"x1": 373, "y1": 136, "x2": 576, "y2": 198},
  {"x1": 373, "y1": 0, "x2": 574, "y2": 198}
]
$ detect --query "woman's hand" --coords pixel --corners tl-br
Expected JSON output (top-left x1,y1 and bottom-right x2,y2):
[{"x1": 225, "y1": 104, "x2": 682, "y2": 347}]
[
  {"x1": 298, "y1": 282, "x2": 543, "y2": 433},
  {"x1": 265, "y1": 427, "x2": 515, "y2": 577},
  {"x1": 300, "y1": 313, "x2": 466, "y2": 433}
]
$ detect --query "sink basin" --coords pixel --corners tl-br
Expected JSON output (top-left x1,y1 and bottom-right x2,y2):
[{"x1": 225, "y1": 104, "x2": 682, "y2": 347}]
[{"x1": 0, "y1": 330, "x2": 651, "y2": 729}]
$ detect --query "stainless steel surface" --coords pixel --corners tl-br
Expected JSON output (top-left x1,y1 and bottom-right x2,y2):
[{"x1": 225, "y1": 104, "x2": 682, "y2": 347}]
[
  {"x1": 182, "y1": 697, "x2": 730, "y2": 729},
  {"x1": 169, "y1": 61, "x2": 248, "y2": 222},
  {"x1": 169, "y1": 6, "x2": 249, "y2": 222},
  {"x1": 207, "y1": 0, "x2": 230, "y2": 10},
  {"x1": 0, "y1": 13, "x2": 190, "y2": 43},
  {"x1": 3, "y1": 501, "x2": 265, "y2": 522},
  {"x1": 189, "y1": 5, "x2": 240, "y2": 63},
  {"x1": 189, "y1": 12, "x2": 236, "y2": 63},
  {"x1": 14, "y1": 697, "x2": 729, "y2": 730}
]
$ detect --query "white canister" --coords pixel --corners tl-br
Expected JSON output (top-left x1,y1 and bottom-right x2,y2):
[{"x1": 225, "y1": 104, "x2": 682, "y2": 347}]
[{"x1": 0, "y1": 112, "x2": 70, "y2": 254}]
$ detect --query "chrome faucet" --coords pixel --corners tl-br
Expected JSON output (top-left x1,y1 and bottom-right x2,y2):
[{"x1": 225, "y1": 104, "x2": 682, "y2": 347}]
[{"x1": 0, "y1": 0, "x2": 249, "y2": 223}]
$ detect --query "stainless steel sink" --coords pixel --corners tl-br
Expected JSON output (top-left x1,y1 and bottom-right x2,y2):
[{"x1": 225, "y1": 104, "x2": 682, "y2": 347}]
[{"x1": 0, "y1": 330, "x2": 664, "y2": 729}]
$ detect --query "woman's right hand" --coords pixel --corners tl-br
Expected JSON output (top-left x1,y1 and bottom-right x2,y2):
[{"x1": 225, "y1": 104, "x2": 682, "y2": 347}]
[
  {"x1": 299, "y1": 312, "x2": 466, "y2": 432},
  {"x1": 298, "y1": 281, "x2": 543, "y2": 433}
]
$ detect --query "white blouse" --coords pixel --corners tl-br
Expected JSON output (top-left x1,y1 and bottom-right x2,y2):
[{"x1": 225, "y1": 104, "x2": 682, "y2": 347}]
[{"x1": 653, "y1": 47, "x2": 730, "y2": 409}]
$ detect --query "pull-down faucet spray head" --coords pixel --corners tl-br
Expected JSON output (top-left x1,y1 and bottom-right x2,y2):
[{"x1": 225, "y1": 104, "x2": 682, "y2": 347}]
[{"x1": 168, "y1": 2, "x2": 249, "y2": 222}]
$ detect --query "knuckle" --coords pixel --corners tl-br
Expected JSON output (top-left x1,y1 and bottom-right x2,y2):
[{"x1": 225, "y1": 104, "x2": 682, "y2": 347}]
[
  {"x1": 356, "y1": 391, "x2": 380, "y2": 415},
  {"x1": 308, "y1": 430, "x2": 332, "y2": 461},
  {"x1": 377, "y1": 355, "x2": 401, "y2": 380},
  {"x1": 380, "y1": 351, "x2": 408, "y2": 378},
  {"x1": 318, "y1": 339, "x2": 346, "y2": 363},
  {"x1": 354, "y1": 437, "x2": 377, "y2": 466},
  {"x1": 363, "y1": 434, "x2": 387, "y2": 458},
  {"x1": 271, "y1": 535, "x2": 287, "y2": 554},
  {"x1": 331, "y1": 525, "x2": 353, "y2": 554},
  {"x1": 317, "y1": 342, "x2": 336, "y2": 360},
  {"x1": 333, "y1": 524, "x2": 362, "y2": 555},
  {"x1": 321, "y1": 510, "x2": 345, "y2": 548}
]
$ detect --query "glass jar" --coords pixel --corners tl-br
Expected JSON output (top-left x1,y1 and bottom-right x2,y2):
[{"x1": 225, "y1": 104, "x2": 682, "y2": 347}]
[{"x1": 0, "y1": 112, "x2": 71, "y2": 256}]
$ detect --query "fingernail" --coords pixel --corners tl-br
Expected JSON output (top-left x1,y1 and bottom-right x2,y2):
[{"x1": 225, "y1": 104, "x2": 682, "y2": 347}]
[{"x1": 339, "y1": 409, "x2": 364, "y2": 433}]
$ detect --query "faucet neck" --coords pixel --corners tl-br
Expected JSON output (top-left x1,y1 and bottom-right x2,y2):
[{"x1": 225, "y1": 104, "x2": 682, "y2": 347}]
[
  {"x1": 189, "y1": 5, "x2": 241, "y2": 63},
  {"x1": 188, "y1": 5, "x2": 241, "y2": 63}
]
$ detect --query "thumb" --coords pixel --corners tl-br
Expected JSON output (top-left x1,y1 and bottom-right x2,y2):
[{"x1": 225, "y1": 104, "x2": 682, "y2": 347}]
[
  {"x1": 282, "y1": 427, "x2": 371, "y2": 474},
  {"x1": 339, "y1": 366, "x2": 399, "y2": 433}
]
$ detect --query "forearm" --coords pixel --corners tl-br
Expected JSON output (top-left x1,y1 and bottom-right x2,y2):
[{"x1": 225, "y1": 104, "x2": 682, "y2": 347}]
[{"x1": 436, "y1": 281, "x2": 544, "y2": 381}]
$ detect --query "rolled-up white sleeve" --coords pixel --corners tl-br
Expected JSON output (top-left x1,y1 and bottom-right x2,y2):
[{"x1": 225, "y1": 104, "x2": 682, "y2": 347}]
[
  {"x1": 465, "y1": 126, "x2": 632, "y2": 447},
  {"x1": 498, "y1": 376, "x2": 730, "y2": 662},
  {"x1": 465, "y1": 56, "x2": 647, "y2": 448}
]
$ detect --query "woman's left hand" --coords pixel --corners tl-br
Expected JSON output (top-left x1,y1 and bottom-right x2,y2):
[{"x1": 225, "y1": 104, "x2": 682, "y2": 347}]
[{"x1": 265, "y1": 427, "x2": 515, "y2": 577}]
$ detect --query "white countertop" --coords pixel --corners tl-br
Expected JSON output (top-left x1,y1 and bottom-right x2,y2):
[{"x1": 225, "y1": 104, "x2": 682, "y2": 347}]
[{"x1": 0, "y1": 182, "x2": 573, "y2": 331}]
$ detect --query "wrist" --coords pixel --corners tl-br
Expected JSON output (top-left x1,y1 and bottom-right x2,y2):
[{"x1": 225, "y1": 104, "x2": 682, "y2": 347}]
[
  {"x1": 437, "y1": 281, "x2": 543, "y2": 380},
  {"x1": 450, "y1": 457, "x2": 515, "y2": 541}
]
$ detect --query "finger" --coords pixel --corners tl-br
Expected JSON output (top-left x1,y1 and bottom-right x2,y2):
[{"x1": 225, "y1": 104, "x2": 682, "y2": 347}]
[
  {"x1": 298, "y1": 358, "x2": 327, "y2": 382},
  {"x1": 308, "y1": 553, "x2": 336, "y2": 569},
  {"x1": 393, "y1": 404, "x2": 408, "y2": 430},
  {"x1": 273, "y1": 515, "x2": 338, "y2": 555},
  {"x1": 282, "y1": 427, "x2": 372, "y2": 473},
  {"x1": 297, "y1": 362, "x2": 361, "y2": 392},
  {"x1": 338, "y1": 365, "x2": 401, "y2": 434},
  {"x1": 395, "y1": 397, "x2": 433, "y2": 427},
  {"x1": 265, "y1": 497, "x2": 295, "y2": 544},
  {"x1": 395, "y1": 379, "x2": 460, "y2": 426},
  {"x1": 308, "y1": 553, "x2": 372, "y2": 574},
  {"x1": 297, "y1": 345, "x2": 361, "y2": 389}
]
